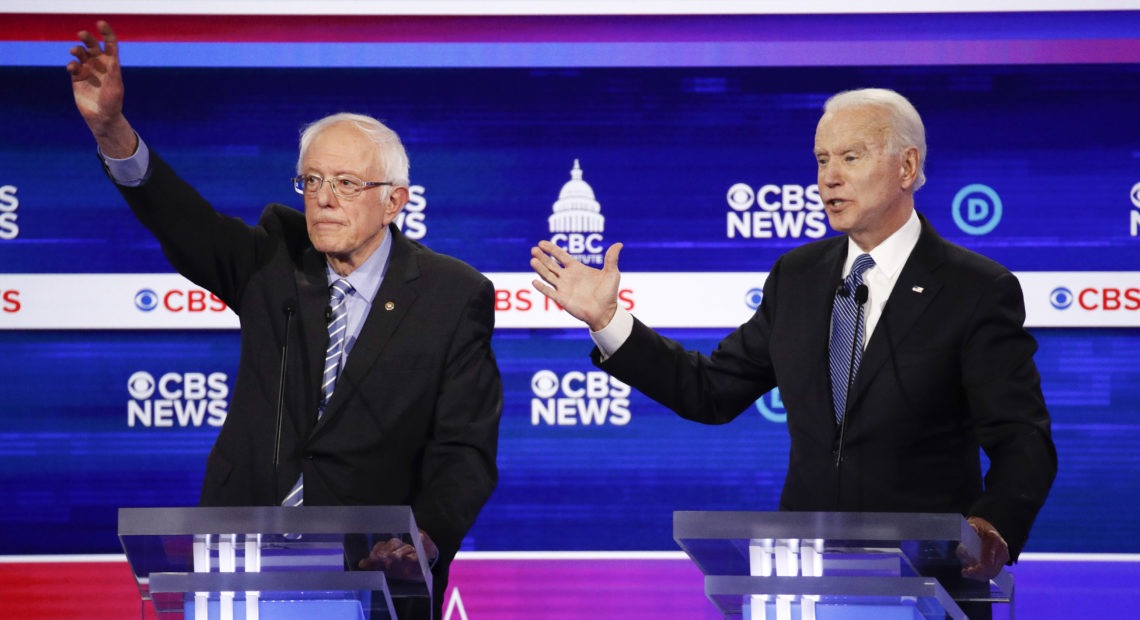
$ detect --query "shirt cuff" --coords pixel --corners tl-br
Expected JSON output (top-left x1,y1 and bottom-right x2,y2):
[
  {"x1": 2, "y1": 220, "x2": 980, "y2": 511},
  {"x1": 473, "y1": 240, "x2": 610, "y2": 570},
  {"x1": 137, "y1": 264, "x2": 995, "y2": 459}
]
[
  {"x1": 99, "y1": 134, "x2": 150, "y2": 187},
  {"x1": 590, "y1": 306, "x2": 634, "y2": 360}
]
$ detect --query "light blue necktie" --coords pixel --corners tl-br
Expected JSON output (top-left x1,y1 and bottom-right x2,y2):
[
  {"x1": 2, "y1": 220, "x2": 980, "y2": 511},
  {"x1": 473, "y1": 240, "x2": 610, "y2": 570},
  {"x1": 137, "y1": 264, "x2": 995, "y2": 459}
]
[
  {"x1": 829, "y1": 254, "x2": 875, "y2": 424},
  {"x1": 283, "y1": 278, "x2": 353, "y2": 507}
]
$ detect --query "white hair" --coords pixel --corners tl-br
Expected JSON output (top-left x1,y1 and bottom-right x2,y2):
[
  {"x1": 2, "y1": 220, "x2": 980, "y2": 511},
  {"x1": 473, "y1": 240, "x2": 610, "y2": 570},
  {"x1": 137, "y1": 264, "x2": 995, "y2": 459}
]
[
  {"x1": 824, "y1": 88, "x2": 927, "y2": 191},
  {"x1": 296, "y1": 112, "x2": 410, "y2": 187}
]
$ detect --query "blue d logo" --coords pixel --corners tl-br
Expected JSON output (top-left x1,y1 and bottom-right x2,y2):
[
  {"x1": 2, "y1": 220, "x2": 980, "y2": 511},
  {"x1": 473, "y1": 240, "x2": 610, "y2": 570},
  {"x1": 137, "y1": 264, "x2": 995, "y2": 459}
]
[
  {"x1": 754, "y1": 389, "x2": 786, "y2": 423},
  {"x1": 952, "y1": 184, "x2": 1003, "y2": 235}
]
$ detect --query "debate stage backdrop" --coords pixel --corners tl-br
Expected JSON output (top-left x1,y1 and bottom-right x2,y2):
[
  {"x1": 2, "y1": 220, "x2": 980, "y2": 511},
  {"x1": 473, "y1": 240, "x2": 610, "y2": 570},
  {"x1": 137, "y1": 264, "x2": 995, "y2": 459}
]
[{"x1": 1, "y1": 10, "x2": 1140, "y2": 610}]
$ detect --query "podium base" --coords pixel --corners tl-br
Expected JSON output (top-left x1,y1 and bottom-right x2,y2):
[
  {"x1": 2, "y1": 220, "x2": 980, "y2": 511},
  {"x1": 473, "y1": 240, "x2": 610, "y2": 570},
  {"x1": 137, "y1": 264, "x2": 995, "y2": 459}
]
[
  {"x1": 744, "y1": 601, "x2": 949, "y2": 620},
  {"x1": 185, "y1": 599, "x2": 366, "y2": 620}
]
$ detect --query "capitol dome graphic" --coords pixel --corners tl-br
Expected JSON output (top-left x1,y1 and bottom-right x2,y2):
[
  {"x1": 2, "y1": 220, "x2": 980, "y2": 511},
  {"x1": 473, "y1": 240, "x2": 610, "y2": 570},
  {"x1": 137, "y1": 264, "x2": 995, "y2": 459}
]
[{"x1": 549, "y1": 159, "x2": 604, "y2": 233}]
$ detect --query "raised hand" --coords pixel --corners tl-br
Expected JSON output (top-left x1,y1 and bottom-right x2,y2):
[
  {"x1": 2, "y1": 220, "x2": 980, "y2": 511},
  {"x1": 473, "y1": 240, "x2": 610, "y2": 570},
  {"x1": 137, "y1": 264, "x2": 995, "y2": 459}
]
[
  {"x1": 66, "y1": 20, "x2": 136, "y2": 157},
  {"x1": 530, "y1": 240, "x2": 623, "y2": 332}
]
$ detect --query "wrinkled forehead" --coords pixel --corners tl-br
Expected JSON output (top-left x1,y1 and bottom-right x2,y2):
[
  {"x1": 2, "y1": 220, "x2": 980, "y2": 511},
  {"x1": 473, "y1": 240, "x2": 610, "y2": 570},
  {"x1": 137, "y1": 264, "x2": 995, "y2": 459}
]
[{"x1": 814, "y1": 105, "x2": 893, "y2": 152}]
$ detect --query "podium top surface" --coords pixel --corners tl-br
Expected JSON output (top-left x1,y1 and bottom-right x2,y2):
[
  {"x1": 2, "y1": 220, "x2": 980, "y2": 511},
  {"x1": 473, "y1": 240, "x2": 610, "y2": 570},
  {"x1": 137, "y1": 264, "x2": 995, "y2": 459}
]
[
  {"x1": 117, "y1": 506, "x2": 432, "y2": 603},
  {"x1": 673, "y1": 511, "x2": 1011, "y2": 603},
  {"x1": 673, "y1": 511, "x2": 973, "y2": 543},
  {"x1": 119, "y1": 506, "x2": 418, "y2": 536}
]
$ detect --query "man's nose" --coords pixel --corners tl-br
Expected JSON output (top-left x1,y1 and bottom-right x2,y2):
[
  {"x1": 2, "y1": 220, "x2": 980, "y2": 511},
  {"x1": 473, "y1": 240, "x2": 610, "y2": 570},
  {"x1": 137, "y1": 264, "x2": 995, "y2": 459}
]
[
  {"x1": 315, "y1": 178, "x2": 338, "y2": 205},
  {"x1": 820, "y1": 163, "x2": 842, "y2": 186}
]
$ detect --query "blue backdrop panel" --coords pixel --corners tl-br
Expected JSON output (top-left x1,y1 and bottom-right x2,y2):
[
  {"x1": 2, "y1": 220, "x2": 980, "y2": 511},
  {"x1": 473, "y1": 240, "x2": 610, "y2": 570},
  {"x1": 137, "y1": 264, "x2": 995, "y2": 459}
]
[
  {"x1": 0, "y1": 331, "x2": 234, "y2": 554},
  {"x1": 2, "y1": 328, "x2": 1139, "y2": 554},
  {"x1": 1, "y1": 61, "x2": 1139, "y2": 556},
  {"x1": 2, "y1": 64, "x2": 1138, "y2": 274}
]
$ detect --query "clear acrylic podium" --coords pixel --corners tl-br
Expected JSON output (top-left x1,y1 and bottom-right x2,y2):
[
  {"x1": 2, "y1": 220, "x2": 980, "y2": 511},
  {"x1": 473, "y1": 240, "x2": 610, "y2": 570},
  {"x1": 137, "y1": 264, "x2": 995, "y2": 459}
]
[
  {"x1": 119, "y1": 506, "x2": 432, "y2": 620},
  {"x1": 674, "y1": 511, "x2": 1014, "y2": 620}
]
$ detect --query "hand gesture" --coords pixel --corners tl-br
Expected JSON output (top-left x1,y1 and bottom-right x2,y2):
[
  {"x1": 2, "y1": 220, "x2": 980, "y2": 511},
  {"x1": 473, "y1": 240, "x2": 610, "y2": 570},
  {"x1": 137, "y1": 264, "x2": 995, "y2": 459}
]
[
  {"x1": 66, "y1": 21, "x2": 135, "y2": 157},
  {"x1": 959, "y1": 516, "x2": 1011, "y2": 582},
  {"x1": 530, "y1": 240, "x2": 623, "y2": 332}
]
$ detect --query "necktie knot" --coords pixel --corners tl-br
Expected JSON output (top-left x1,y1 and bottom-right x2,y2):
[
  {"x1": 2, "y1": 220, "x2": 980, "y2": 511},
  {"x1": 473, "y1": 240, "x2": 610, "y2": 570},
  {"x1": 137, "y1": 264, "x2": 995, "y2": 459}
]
[
  {"x1": 849, "y1": 253, "x2": 875, "y2": 282},
  {"x1": 330, "y1": 278, "x2": 353, "y2": 304}
]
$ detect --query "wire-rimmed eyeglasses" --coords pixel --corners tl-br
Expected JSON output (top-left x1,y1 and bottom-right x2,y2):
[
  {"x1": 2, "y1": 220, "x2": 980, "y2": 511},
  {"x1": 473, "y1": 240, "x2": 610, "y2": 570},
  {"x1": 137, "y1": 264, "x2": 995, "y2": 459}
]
[{"x1": 292, "y1": 174, "x2": 394, "y2": 198}]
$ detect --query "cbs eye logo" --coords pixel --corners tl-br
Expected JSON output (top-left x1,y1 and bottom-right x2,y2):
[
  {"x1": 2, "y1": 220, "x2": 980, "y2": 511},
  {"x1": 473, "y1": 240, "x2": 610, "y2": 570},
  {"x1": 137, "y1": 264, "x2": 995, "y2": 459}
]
[
  {"x1": 531, "y1": 370, "x2": 560, "y2": 399},
  {"x1": 127, "y1": 371, "x2": 157, "y2": 399},
  {"x1": 745, "y1": 287, "x2": 764, "y2": 311},
  {"x1": 1049, "y1": 287, "x2": 1074, "y2": 310},
  {"x1": 727, "y1": 184, "x2": 756, "y2": 212},
  {"x1": 135, "y1": 289, "x2": 159, "y2": 312}
]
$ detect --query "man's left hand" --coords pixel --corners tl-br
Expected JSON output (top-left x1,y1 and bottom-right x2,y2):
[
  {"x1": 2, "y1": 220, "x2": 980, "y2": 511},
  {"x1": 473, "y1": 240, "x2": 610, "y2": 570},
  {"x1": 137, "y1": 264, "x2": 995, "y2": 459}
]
[
  {"x1": 358, "y1": 529, "x2": 439, "y2": 581},
  {"x1": 960, "y1": 516, "x2": 1010, "y2": 582}
]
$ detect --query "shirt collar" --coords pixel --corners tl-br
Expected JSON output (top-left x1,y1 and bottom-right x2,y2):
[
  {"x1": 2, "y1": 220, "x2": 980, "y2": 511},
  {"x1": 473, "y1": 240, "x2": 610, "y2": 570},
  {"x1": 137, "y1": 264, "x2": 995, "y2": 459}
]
[
  {"x1": 326, "y1": 228, "x2": 393, "y2": 304},
  {"x1": 842, "y1": 209, "x2": 921, "y2": 279}
]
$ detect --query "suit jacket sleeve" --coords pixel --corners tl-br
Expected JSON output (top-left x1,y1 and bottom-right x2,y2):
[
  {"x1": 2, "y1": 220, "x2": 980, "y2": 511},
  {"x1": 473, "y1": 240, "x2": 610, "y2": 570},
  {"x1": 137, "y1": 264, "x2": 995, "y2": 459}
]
[
  {"x1": 591, "y1": 257, "x2": 784, "y2": 425},
  {"x1": 412, "y1": 277, "x2": 502, "y2": 561},
  {"x1": 114, "y1": 152, "x2": 270, "y2": 312},
  {"x1": 961, "y1": 270, "x2": 1057, "y2": 559}
]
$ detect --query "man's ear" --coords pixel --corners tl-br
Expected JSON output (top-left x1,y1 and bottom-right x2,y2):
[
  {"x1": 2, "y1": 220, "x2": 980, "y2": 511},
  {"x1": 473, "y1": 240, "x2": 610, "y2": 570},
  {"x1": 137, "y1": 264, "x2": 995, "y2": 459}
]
[
  {"x1": 382, "y1": 186, "x2": 410, "y2": 226},
  {"x1": 899, "y1": 146, "x2": 920, "y2": 190}
]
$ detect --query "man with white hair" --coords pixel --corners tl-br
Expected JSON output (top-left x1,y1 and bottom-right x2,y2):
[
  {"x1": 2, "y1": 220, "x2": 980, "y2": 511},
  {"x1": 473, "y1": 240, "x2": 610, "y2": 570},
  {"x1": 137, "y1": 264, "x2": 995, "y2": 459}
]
[
  {"x1": 532, "y1": 88, "x2": 1056, "y2": 591},
  {"x1": 69, "y1": 22, "x2": 502, "y2": 619}
]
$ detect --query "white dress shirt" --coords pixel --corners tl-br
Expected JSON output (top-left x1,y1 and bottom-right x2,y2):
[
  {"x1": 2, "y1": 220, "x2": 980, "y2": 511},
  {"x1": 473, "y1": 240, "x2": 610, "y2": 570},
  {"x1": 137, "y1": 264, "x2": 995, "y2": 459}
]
[{"x1": 844, "y1": 210, "x2": 921, "y2": 347}]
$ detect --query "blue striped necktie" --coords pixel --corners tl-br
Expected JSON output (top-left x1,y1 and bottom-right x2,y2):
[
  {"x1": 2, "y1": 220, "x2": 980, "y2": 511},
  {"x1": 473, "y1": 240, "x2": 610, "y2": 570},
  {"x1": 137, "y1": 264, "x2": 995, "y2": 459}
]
[
  {"x1": 320, "y1": 279, "x2": 354, "y2": 412},
  {"x1": 283, "y1": 278, "x2": 353, "y2": 507},
  {"x1": 829, "y1": 254, "x2": 875, "y2": 424}
]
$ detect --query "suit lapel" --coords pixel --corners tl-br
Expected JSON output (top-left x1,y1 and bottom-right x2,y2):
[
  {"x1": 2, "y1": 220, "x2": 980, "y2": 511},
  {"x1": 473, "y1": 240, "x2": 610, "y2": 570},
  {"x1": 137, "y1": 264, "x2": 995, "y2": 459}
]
[
  {"x1": 316, "y1": 227, "x2": 421, "y2": 432},
  {"x1": 849, "y1": 215, "x2": 947, "y2": 408},
  {"x1": 295, "y1": 246, "x2": 332, "y2": 433},
  {"x1": 811, "y1": 239, "x2": 848, "y2": 400}
]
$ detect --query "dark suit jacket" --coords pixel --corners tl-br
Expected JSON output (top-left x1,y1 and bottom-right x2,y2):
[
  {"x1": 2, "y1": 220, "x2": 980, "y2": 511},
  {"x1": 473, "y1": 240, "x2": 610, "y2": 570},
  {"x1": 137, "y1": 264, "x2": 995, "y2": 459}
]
[
  {"x1": 118, "y1": 153, "x2": 502, "y2": 618},
  {"x1": 595, "y1": 214, "x2": 1055, "y2": 559}
]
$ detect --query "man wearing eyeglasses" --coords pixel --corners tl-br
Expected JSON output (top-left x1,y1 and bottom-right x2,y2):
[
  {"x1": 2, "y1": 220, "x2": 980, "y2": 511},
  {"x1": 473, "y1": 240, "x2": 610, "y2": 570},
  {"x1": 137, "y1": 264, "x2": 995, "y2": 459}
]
[{"x1": 69, "y1": 22, "x2": 502, "y2": 620}]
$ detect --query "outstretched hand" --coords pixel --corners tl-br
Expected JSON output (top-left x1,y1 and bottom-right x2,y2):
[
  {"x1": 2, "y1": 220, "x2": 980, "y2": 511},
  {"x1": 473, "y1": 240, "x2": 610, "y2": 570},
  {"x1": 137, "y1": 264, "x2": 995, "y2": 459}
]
[
  {"x1": 66, "y1": 20, "x2": 135, "y2": 157},
  {"x1": 530, "y1": 240, "x2": 623, "y2": 332}
]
